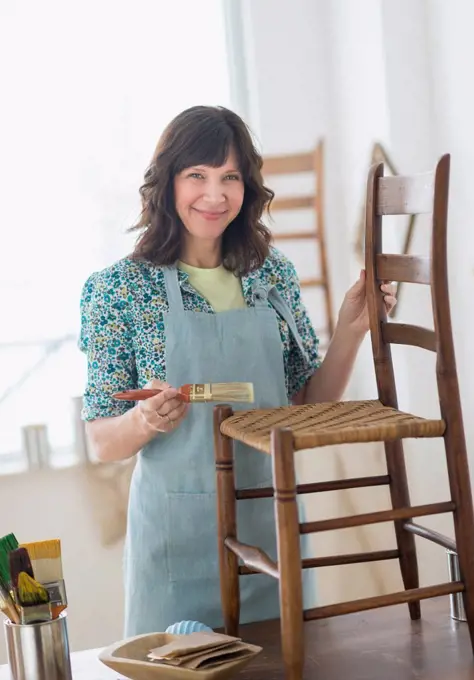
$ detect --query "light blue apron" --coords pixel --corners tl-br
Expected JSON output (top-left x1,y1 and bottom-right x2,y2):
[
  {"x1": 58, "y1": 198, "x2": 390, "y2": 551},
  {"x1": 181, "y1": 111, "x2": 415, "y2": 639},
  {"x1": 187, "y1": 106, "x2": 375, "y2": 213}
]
[{"x1": 123, "y1": 265, "x2": 316, "y2": 636}]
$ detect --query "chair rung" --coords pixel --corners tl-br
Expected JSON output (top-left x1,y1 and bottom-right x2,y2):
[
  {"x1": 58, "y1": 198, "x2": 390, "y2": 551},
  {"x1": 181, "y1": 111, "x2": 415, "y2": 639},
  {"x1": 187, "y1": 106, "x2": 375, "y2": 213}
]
[
  {"x1": 225, "y1": 537, "x2": 279, "y2": 580},
  {"x1": 382, "y1": 322, "x2": 437, "y2": 353},
  {"x1": 236, "y1": 475, "x2": 390, "y2": 500},
  {"x1": 302, "y1": 549, "x2": 399, "y2": 569},
  {"x1": 271, "y1": 196, "x2": 313, "y2": 210},
  {"x1": 239, "y1": 549, "x2": 399, "y2": 575},
  {"x1": 300, "y1": 277, "x2": 324, "y2": 288},
  {"x1": 272, "y1": 231, "x2": 317, "y2": 241},
  {"x1": 263, "y1": 151, "x2": 314, "y2": 175},
  {"x1": 300, "y1": 501, "x2": 455, "y2": 534},
  {"x1": 304, "y1": 582, "x2": 464, "y2": 620}
]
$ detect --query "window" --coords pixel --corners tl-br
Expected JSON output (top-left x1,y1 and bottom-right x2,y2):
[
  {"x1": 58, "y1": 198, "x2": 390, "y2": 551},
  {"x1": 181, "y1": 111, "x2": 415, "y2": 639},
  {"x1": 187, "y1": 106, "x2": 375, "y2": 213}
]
[{"x1": 0, "y1": 0, "x2": 235, "y2": 470}]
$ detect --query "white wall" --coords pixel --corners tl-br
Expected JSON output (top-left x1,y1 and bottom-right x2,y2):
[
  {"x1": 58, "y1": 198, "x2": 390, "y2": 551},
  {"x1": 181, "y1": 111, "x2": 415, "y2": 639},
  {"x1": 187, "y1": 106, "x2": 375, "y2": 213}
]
[{"x1": 427, "y1": 0, "x2": 474, "y2": 419}]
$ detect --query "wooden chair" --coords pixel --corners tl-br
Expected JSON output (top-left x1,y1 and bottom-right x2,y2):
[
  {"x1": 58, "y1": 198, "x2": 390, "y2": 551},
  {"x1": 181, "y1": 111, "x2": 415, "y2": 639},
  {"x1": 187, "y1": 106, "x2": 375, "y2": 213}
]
[
  {"x1": 262, "y1": 140, "x2": 335, "y2": 346},
  {"x1": 213, "y1": 153, "x2": 474, "y2": 680}
]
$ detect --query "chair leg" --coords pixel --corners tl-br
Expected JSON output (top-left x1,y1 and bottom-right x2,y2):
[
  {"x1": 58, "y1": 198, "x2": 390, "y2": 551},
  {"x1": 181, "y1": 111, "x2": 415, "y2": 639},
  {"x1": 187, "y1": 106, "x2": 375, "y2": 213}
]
[
  {"x1": 443, "y1": 426, "x2": 474, "y2": 650},
  {"x1": 384, "y1": 439, "x2": 421, "y2": 620},
  {"x1": 272, "y1": 427, "x2": 304, "y2": 680},
  {"x1": 214, "y1": 405, "x2": 240, "y2": 636}
]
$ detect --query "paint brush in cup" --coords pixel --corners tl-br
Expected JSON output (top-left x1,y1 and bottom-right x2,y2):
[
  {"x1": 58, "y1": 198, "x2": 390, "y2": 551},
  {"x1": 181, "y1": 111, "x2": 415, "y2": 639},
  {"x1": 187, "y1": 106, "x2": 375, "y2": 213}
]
[
  {"x1": 9, "y1": 548, "x2": 36, "y2": 613},
  {"x1": 15, "y1": 572, "x2": 51, "y2": 624},
  {"x1": 8, "y1": 548, "x2": 51, "y2": 624},
  {"x1": 0, "y1": 575, "x2": 20, "y2": 624},
  {"x1": 8, "y1": 548, "x2": 34, "y2": 594},
  {"x1": 113, "y1": 382, "x2": 255, "y2": 404},
  {"x1": 21, "y1": 539, "x2": 67, "y2": 618},
  {"x1": 0, "y1": 533, "x2": 19, "y2": 589}
]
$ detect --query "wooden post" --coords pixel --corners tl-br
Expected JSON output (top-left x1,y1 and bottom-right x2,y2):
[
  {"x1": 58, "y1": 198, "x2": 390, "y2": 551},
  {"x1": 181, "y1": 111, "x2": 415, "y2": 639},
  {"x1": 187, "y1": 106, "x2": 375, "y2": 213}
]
[
  {"x1": 365, "y1": 161, "x2": 420, "y2": 620},
  {"x1": 272, "y1": 427, "x2": 304, "y2": 680},
  {"x1": 213, "y1": 405, "x2": 240, "y2": 636}
]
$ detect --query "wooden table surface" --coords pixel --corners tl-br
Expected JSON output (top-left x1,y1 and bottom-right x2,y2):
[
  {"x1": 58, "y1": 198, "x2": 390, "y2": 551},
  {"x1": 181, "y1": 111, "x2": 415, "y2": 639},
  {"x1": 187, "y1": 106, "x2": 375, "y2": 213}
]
[{"x1": 1, "y1": 597, "x2": 473, "y2": 679}]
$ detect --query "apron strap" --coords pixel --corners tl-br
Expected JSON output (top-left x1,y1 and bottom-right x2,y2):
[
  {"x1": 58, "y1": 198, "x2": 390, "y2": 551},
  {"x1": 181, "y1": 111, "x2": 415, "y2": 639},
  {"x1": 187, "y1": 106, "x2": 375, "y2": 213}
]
[
  {"x1": 268, "y1": 287, "x2": 308, "y2": 357},
  {"x1": 163, "y1": 266, "x2": 185, "y2": 313}
]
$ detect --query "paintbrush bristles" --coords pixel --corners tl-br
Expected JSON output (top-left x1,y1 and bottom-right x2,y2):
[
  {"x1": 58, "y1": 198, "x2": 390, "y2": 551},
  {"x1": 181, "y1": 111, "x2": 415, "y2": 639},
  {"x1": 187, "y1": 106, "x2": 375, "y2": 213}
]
[
  {"x1": 1, "y1": 534, "x2": 19, "y2": 552},
  {"x1": 8, "y1": 548, "x2": 34, "y2": 588},
  {"x1": 0, "y1": 533, "x2": 19, "y2": 587},
  {"x1": 207, "y1": 382, "x2": 254, "y2": 403},
  {"x1": 21, "y1": 539, "x2": 61, "y2": 561},
  {"x1": 21, "y1": 539, "x2": 63, "y2": 583},
  {"x1": 16, "y1": 572, "x2": 49, "y2": 606}
]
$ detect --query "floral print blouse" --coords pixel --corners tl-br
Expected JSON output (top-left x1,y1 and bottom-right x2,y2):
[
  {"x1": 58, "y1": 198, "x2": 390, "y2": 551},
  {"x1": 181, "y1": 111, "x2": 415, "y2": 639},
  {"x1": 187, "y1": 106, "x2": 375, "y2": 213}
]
[{"x1": 78, "y1": 247, "x2": 321, "y2": 420}]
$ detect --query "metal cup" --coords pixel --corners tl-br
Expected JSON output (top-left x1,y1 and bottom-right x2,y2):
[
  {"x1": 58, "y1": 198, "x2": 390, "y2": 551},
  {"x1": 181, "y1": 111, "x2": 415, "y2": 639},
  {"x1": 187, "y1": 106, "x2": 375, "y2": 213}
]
[
  {"x1": 446, "y1": 549, "x2": 467, "y2": 622},
  {"x1": 4, "y1": 612, "x2": 73, "y2": 680}
]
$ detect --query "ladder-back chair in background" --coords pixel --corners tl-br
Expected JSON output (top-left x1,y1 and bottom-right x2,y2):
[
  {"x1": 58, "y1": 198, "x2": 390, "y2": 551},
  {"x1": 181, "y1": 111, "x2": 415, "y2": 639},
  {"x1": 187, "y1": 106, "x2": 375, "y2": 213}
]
[
  {"x1": 262, "y1": 140, "x2": 334, "y2": 347},
  {"x1": 213, "y1": 153, "x2": 474, "y2": 680}
]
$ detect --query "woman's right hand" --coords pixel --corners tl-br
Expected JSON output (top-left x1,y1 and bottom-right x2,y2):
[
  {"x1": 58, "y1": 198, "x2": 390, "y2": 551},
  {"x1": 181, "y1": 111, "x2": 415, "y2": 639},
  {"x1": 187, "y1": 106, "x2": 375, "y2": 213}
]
[{"x1": 136, "y1": 379, "x2": 189, "y2": 433}]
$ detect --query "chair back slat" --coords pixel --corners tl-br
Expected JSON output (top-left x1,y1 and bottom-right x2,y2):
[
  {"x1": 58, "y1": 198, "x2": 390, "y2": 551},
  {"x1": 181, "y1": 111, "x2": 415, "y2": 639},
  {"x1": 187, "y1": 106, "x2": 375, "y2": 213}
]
[
  {"x1": 262, "y1": 151, "x2": 314, "y2": 175},
  {"x1": 381, "y1": 323, "x2": 437, "y2": 352},
  {"x1": 376, "y1": 254, "x2": 431, "y2": 285},
  {"x1": 377, "y1": 172, "x2": 434, "y2": 215}
]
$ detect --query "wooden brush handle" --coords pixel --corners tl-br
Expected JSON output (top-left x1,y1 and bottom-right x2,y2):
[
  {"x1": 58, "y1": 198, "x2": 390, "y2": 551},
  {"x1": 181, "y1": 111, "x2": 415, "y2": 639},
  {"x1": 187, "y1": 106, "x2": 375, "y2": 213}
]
[
  {"x1": 113, "y1": 388, "x2": 165, "y2": 401},
  {"x1": 51, "y1": 604, "x2": 67, "y2": 619},
  {"x1": 113, "y1": 386, "x2": 191, "y2": 402}
]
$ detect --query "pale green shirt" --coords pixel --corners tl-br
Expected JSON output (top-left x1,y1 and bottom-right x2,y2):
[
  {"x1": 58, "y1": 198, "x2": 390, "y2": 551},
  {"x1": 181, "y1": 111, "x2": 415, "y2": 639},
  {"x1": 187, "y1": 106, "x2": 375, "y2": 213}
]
[{"x1": 177, "y1": 261, "x2": 246, "y2": 312}]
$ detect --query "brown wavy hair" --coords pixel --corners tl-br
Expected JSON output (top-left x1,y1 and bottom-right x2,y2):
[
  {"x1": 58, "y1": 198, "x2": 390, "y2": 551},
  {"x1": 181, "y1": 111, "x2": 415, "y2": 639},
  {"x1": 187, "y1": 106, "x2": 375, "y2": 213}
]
[{"x1": 129, "y1": 105, "x2": 274, "y2": 275}]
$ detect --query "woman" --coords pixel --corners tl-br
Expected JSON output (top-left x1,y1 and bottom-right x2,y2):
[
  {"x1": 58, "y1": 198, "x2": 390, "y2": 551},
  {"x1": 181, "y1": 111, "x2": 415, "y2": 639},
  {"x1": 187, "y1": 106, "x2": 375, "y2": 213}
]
[{"x1": 79, "y1": 105, "x2": 396, "y2": 636}]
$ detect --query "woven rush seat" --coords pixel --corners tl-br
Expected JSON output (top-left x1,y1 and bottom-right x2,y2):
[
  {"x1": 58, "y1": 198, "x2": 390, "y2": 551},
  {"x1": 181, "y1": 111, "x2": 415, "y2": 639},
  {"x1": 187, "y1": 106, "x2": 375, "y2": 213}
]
[{"x1": 219, "y1": 400, "x2": 446, "y2": 454}]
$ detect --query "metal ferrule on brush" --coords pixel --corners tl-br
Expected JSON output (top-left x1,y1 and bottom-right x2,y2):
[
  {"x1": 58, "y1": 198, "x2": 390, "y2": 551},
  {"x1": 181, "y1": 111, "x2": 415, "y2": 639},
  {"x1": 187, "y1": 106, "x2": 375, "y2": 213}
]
[
  {"x1": 43, "y1": 580, "x2": 67, "y2": 608},
  {"x1": 19, "y1": 603, "x2": 52, "y2": 624},
  {"x1": 189, "y1": 384, "x2": 212, "y2": 402}
]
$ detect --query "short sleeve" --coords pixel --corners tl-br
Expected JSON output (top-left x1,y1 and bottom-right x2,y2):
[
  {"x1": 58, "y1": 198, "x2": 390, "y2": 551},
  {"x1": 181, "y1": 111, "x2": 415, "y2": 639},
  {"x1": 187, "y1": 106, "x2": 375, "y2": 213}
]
[
  {"x1": 285, "y1": 261, "x2": 321, "y2": 398},
  {"x1": 78, "y1": 271, "x2": 138, "y2": 421}
]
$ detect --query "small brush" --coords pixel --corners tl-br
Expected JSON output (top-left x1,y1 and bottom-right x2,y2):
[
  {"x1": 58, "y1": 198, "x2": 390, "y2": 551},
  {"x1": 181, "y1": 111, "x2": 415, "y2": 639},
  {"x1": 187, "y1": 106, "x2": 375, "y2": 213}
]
[
  {"x1": 113, "y1": 382, "x2": 255, "y2": 404},
  {"x1": 16, "y1": 572, "x2": 51, "y2": 624},
  {"x1": 8, "y1": 548, "x2": 34, "y2": 589},
  {"x1": 21, "y1": 539, "x2": 67, "y2": 618},
  {"x1": 0, "y1": 533, "x2": 19, "y2": 589},
  {"x1": 0, "y1": 575, "x2": 20, "y2": 624},
  {"x1": 9, "y1": 547, "x2": 36, "y2": 616}
]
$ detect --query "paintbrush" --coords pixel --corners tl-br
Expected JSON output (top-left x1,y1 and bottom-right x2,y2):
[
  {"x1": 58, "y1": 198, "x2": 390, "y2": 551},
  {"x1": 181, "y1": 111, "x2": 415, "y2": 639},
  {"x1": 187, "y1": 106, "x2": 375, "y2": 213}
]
[
  {"x1": 9, "y1": 547, "x2": 36, "y2": 616},
  {"x1": 0, "y1": 575, "x2": 20, "y2": 624},
  {"x1": 20, "y1": 539, "x2": 67, "y2": 618},
  {"x1": 8, "y1": 548, "x2": 34, "y2": 590},
  {"x1": 15, "y1": 572, "x2": 51, "y2": 624},
  {"x1": 113, "y1": 382, "x2": 255, "y2": 404},
  {"x1": 0, "y1": 533, "x2": 19, "y2": 589}
]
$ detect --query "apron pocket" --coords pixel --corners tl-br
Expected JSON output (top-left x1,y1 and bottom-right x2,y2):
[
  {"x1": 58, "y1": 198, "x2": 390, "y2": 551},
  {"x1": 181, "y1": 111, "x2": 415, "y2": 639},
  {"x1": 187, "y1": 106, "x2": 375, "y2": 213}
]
[{"x1": 166, "y1": 492, "x2": 220, "y2": 584}]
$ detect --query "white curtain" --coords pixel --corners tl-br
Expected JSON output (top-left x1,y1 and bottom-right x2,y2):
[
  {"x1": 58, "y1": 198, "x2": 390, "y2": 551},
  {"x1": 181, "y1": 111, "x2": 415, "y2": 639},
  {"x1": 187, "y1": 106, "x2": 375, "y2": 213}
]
[{"x1": 0, "y1": 0, "x2": 233, "y2": 463}]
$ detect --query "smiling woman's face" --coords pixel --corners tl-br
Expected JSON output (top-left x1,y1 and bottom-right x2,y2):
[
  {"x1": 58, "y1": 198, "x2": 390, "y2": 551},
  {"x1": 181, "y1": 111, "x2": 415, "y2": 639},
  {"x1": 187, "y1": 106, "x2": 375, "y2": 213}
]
[{"x1": 173, "y1": 148, "x2": 245, "y2": 243}]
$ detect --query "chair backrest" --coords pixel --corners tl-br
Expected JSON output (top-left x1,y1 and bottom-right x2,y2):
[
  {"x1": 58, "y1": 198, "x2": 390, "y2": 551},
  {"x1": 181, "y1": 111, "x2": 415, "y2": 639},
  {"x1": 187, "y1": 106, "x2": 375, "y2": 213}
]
[
  {"x1": 365, "y1": 154, "x2": 464, "y2": 434},
  {"x1": 262, "y1": 140, "x2": 334, "y2": 341}
]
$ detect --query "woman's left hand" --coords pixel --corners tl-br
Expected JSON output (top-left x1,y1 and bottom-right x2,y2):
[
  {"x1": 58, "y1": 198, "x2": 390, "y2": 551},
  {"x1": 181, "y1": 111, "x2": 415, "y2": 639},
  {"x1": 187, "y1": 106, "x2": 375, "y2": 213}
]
[{"x1": 337, "y1": 269, "x2": 397, "y2": 337}]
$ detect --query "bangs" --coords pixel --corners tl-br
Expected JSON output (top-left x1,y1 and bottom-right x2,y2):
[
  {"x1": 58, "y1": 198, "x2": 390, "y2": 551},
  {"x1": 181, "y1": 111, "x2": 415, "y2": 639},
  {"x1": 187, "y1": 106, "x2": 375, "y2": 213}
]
[{"x1": 172, "y1": 121, "x2": 239, "y2": 174}]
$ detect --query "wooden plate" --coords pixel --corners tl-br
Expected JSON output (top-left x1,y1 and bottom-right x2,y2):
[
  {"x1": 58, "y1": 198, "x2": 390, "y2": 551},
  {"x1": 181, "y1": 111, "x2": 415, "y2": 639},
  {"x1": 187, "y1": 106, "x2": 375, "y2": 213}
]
[{"x1": 98, "y1": 632, "x2": 262, "y2": 680}]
